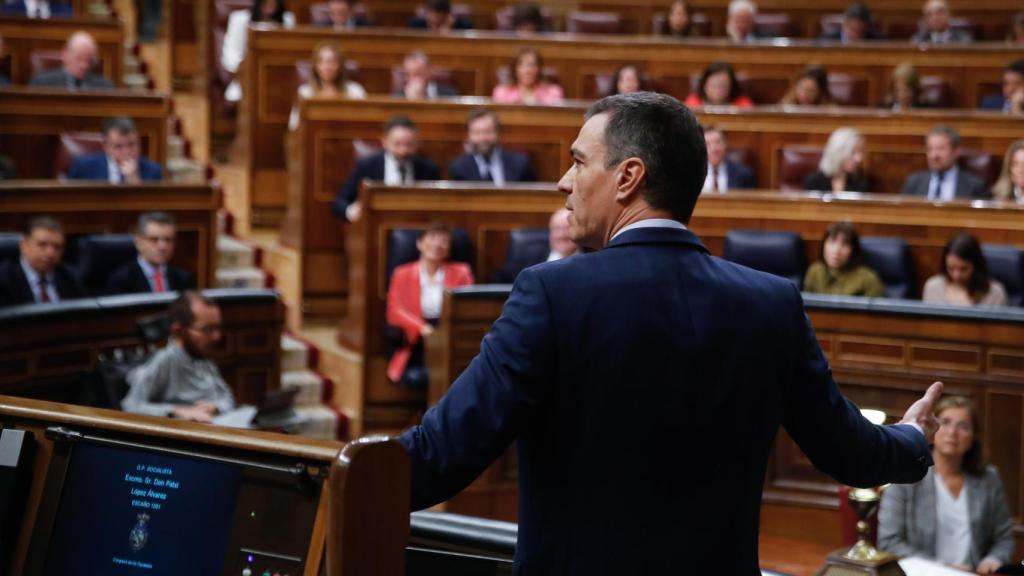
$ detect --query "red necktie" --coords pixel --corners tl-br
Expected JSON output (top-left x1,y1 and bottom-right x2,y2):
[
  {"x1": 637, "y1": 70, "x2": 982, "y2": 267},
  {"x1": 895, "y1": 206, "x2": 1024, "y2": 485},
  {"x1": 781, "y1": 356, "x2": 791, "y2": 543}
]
[
  {"x1": 38, "y1": 277, "x2": 51, "y2": 303},
  {"x1": 153, "y1": 269, "x2": 165, "y2": 293}
]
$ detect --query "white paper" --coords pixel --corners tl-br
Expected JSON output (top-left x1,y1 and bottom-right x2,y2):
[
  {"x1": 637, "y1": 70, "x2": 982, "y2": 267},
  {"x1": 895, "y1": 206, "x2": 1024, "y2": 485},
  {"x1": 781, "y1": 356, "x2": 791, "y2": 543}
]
[{"x1": 898, "y1": 556, "x2": 974, "y2": 576}]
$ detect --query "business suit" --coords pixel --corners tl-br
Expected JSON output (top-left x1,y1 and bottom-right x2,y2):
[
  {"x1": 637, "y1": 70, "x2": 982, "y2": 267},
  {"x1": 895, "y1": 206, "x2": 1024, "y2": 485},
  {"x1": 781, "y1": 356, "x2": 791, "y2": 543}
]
[
  {"x1": 104, "y1": 260, "x2": 196, "y2": 296},
  {"x1": 1, "y1": 1, "x2": 73, "y2": 17},
  {"x1": 28, "y1": 69, "x2": 114, "y2": 89},
  {"x1": 67, "y1": 152, "x2": 163, "y2": 182},
  {"x1": 407, "y1": 15, "x2": 473, "y2": 30},
  {"x1": 803, "y1": 170, "x2": 871, "y2": 192},
  {"x1": 901, "y1": 169, "x2": 989, "y2": 199},
  {"x1": 331, "y1": 152, "x2": 441, "y2": 220},
  {"x1": 911, "y1": 28, "x2": 973, "y2": 43},
  {"x1": 878, "y1": 466, "x2": 1015, "y2": 567},
  {"x1": 979, "y1": 95, "x2": 1008, "y2": 111},
  {"x1": 0, "y1": 260, "x2": 84, "y2": 306},
  {"x1": 391, "y1": 82, "x2": 458, "y2": 98},
  {"x1": 447, "y1": 148, "x2": 536, "y2": 184},
  {"x1": 726, "y1": 160, "x2": 757, "y2": 189},
  {"x1": 398, "y1": 225, "x2": 931, "y2": 574}
]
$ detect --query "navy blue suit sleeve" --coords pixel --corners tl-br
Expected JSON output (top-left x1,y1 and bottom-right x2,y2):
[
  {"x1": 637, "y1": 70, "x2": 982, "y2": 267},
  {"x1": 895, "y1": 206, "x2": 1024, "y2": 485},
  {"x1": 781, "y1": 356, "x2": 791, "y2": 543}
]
[
  {"x1": 420, "y1": 158, "x2": 441, "y2": 180},
  {"x1": 447, "y1": 156, "x2": 473, "y2": 181},
  {"x1": 67, "y1": 156, "x2": 89, "y2": 180},
  {"x1": 782, "y1": 285, "x2": 931, "y2": 487},
  {"x1": 332, "y1": 160, "x2": 365, "y2": 220},
  {"x1": 141, "y1": 158, "x2": 162, "y2": 181},
  {"x1": 397, "y1": 267, "x2": 554, "y2": 509}
]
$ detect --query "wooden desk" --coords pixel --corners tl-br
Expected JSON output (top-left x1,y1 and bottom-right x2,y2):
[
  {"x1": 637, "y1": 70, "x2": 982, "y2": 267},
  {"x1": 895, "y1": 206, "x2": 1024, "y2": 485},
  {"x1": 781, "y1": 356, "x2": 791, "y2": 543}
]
[
  {"x1": 0, "y1": 181, "x2": 219, "y2": 289},
  {"x1": 0, "y1": 394, "x2": 407, "y2": 576},
  {"x1": 0, "y1": 288, "x2": 284, "y2": 406},
  {"x1": 0, "y1": 15, "x2": 123, "y2": 85},
  {"x1": 0, "y1": 88, "x2": 170, "y2": 179},
  {"x1": 425, "y1": 286, "x2": 1024, "y2": 556}
]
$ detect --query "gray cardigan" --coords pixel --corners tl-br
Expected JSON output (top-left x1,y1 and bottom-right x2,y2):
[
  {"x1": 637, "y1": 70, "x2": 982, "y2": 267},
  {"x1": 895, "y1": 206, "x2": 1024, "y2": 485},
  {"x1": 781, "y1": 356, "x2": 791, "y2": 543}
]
[{"x1": 878, "y1": 466, "x2": 1015, "y2": 568}]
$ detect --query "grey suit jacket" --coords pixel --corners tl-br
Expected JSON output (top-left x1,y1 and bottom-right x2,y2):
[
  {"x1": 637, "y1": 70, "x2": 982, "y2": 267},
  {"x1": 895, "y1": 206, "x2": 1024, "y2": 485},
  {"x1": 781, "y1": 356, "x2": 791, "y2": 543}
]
[
  {"x1": 28, "y1": 69, "x2": 114, "y2": 89},
  {"x1": 901, "y1": 169, "x2": 989, "y2": 200},
  {"x1": 878, "y1": 466, "x2": 1015, "y2": 567}
]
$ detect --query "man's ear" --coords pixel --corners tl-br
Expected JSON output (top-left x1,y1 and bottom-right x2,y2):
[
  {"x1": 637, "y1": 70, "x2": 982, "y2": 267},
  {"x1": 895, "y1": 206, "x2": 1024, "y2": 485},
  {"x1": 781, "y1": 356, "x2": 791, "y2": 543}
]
[{"x1": 614, "y1": 158, "x2": 646, "y2": 203}]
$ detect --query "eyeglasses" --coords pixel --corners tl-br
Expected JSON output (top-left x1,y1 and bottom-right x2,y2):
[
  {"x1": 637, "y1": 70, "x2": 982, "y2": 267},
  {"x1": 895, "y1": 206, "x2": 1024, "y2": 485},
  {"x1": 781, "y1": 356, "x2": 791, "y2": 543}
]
[
  {"x1": 143, "y1": 235, "x2": 175, "y2": 245},
  {"x1": 938, "y1": 418, "x2": 972, "y2": 433}
]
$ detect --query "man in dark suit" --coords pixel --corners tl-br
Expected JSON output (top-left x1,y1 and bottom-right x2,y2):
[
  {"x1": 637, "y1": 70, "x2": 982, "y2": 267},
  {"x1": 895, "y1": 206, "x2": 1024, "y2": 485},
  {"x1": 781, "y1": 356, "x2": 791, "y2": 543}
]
[
  {"x1": 67, "y1": 116, "x2": 163, "y2": 183},
  {"x1": 901, "y1": 126, "x2": 989, "y2": 200},
  {"x1": 703, "y1": 125, "x2": 756, "y2": 191},
  {"x1": 28, "y1": 31, "x2": 114, "y2": 89},
  {"x1": 407, "y1": 0, "x2": 472, "y2": 31},
  {"x1": 448, "y1": 109, "x2": 536, "y2": 185},
  {"x1": 321, "y1": 0, "x2": 373, "y2": 29},
  {"x1": 911, "y1": 0, "x2": 972, "y2": 43},
  {"x1": 105, "y1": 211, "x2": 195, "y2": 296},
  {"x1": 394, "y1": 51, "x2": 457, "y2": 99},
  {"x1": 397, "y1": 92, "x2": 943, "y2": 573},
  {"x1": 332, "y1": 116, "x2": 441, "y2": 222},
  {"x1": 1, "y1": 0, "x2": 73, "y2": 18},
  {"x1": 0, "y1": 216, "x2": 84, "y2": 306},
  {"x1": 819, "y1": 3, "x2": 883, "y2": 43},
  {"x1": 979, "y1": 59, "x2": 1024, "y2": 114}
]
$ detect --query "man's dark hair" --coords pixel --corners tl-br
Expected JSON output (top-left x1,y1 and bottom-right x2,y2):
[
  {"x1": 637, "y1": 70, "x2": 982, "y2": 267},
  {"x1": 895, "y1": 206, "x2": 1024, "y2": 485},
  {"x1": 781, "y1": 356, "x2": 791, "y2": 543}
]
[
  {"x1": 137, "y1": 211, "x2": 176, "y2": 235},
  {"x1": 512, "y1": 3, "x2": 543, "y2": 29},
  {"x1": 928, "y1": 125, "x2": 961, "y2": 148},
  {"x1": 844, "y1": 2, "x2": 872, "y2": 23},
  {"x1": 585, "y1": 92, "x2": 707, "y2": 223},
  {"x1": 425, "y1": 0, "x2": 451, "y2": 14},
  {"x1": 1005, "y1": 59, "x2": 1024, "y2": 77},
  {"x1": 25, "y1": 215, "x2": 63, "y2": 236},
  {"x1": 384, "y1": 116, "x2": 417, "y2": 135},
  {"x1": 102, "y1": 116, "x2": 136, "y2": 137},
  {"x1": 169, "y1": 290, "x2": 214, "y2": 329},
  {"x1": 465, "y1": 108, "x2": 500, "y2": 131}
]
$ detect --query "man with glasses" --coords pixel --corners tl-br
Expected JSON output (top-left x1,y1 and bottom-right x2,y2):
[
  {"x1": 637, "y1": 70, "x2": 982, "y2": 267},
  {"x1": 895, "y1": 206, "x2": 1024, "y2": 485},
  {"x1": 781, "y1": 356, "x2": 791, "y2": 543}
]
[
  {"x1": 122, "y1": 291, "x2": 235, "y2": 422},
  {"x1": 105, "y1": 212, "x2": 196, "y2": 295},
  {"x1": 67, "y1": 116, "x2": 163, "y2": 183}
]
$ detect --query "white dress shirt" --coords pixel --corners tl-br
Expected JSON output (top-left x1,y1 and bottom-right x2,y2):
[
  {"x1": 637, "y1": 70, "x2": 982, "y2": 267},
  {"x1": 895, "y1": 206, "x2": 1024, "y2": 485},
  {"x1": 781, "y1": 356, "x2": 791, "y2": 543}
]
[
  {"x1": 473, "y1": 149, "x2": 507, "y2": 186},
  {"x1": 934, "y1": 474, "x2": 972, "y2": 566},
  {"x1": 383, "y1": 153, "x2": 414, "y2": 185},
  {"x1": 703, "y1": 163, "x2": 728, "y2": 193},
  {"x1": 24, "y1": 0, "x2": 51, "y2": 18},
  {"x1": 419, "y1": 264, "x2": 445, "y2": 320},
  {"x1": 222, "y1": 10, "x2": 296, "y2": 102},
  {"x1": 928, "y1": 166, "x2": 959, "y2": 201},
  {"x1": 106, "y1": 155, "x2": 123, "y2": 184},
  {"x1": 610, "y1": 218, "x2": 688, "y2": 242},
  {"x1": 19, "y1": 258, "x2": 58, "y2": 303}
]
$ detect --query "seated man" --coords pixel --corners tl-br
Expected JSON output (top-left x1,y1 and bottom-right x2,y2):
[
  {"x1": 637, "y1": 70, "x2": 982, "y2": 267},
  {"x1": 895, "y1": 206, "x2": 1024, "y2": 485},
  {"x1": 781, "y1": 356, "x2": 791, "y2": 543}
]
[
  {"x1": 105, "y1": 212, "x2": 196, "y2": 295},
  {"x1": 911, "y1": 0, "x2": 972, "y2": 43},
  {"x1": 902, "y1": 126, "x2": 988, "y2": 200},
  {"x1": 702, "y1": 125, "x2": 756, "y2": 192},
  {"x1": 321, "y1": 0, "x2": 373, "y2": 29},
  {"x1": 29, "y1": 30, "x2": 114, "y2": 89},
  {"x1": 332, "y1": 116, "x2": 440, "y2": 222},
  {"x1": 1, "y1": 0, "x2": 72, "y2": 18},
  {"x1": 820, "y1": 3, "x2": 882, "y2": 42},
  {"x1": 122, "y1": 291, "x2": 235, "y2": 422},
  {"x1": 493, "y1": 208, "x2": 577, "y2": 282},
  {"x1": 0, "y1": 216, "x2": 84, "y2": 306},
  {"x1": 448, "y1": 108, "x2": 536, "y2": 185},
  {"x1": 394, "y1": 51, "x2": 457, "y2": 99},
  {"x1": 67, "y1": 116, "x2": 163, "y2": 183},
  {"x1": 980, "y1": 59, "x2": 1024, "y2": 115},
  {"x1": 546, "y1": 207, "x2": 577, "y2": 262},
  {"x1": 408, "y1": 0, "x2": 472, "y2": 31}
]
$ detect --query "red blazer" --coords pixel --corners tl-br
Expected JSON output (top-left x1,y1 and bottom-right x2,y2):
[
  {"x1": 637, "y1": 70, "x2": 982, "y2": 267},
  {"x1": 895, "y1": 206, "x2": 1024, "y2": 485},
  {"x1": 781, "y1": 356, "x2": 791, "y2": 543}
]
[
  {"x1": 386, "y1": 260, "x2": 474, "y2": 382},
  {"x1": 683, "y1": 93, "x2": 754, "y2": 108}
]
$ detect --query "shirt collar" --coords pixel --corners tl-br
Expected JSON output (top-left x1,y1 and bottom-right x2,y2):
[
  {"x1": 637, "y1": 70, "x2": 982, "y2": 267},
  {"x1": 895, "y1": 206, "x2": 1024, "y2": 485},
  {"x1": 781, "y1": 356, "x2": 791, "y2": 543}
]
[
  {"x1": 137, "y1": 255, "x2": 165, "y2": 278},
  {"x1": 19, "y1": 257, "x2": 47, "y2": 284},
  {"x1": 419, "y1": 262, "x2": 444, "y2": 283},
  {"x1": 610, "y1": 218, "x2": 688, "y2": 242}
]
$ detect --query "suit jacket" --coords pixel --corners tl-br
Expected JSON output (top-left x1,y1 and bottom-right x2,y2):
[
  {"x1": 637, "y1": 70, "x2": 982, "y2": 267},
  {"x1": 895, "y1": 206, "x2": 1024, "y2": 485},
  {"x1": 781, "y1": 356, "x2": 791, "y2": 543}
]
[
  {"x1": 911, "y1": 28, "x2": 973, "y2": 43},
  {"x1": 447, "y1": 148, "x2": 536, "y2": 184},
  {"x1": 726, "y1": 159, "x2": 757, "y2": 189},
  {"x1": 103, "y1": 260, "x2": 196, "y2": 296},
  {"x1": 332, "y1": 153, "x2": 441, "y2": 220},
  {"x1": 28, "y1": 69, "x2": 114, "y2": 89},
  {"x1": 1, "y1": 1, "x2": 73, "y2": 16},
  {"x1": 398, "y1": 226, "x2": 932, "y2": 574},
  {"x1": 803, "y1": 170, "x2": 871, "y2": 193},
  {"x1": 878, "y1": 466, "x2": 1015, "y2": 567},
  {"x1": 67, "y1": 152, "x2": 163, "y2": 182},
  {"x1": 901, "y1": 169, "x2": 989, "y2": 199},
  {"x1": 386, "y1": 260, "x2": 474, "y2": 382},
  {"x1": 407, "y1": 15, "x2": 473, "y2": 30},
  {"x1": 979, "y1": 94, "x2": 1008, "y2": 111},
  {"x1": 0, "y1": 260, "x2": 84, "y2": 307},
  {"x1": 391, "y1": 82, "x2": 458, "y2": 97}
]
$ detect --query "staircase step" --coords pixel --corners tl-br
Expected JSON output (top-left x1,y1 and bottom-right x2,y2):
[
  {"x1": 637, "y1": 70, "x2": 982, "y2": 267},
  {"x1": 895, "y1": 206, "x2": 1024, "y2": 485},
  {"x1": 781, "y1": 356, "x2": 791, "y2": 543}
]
[
  {"x1": 166, "y1": 158, "x2": 204, "y2": 183},
  {"x1": 167, "y1": 135, "x2": 185, "y2": 160},
  {"x1": 123, "y1": 73, "x2": 148, "y2": 91},
  {"x1": 215, "y1": 267, "x2": 265, "y2": 289},
  {"x1": 217, "y1": 235, "x2": 256, "y2": 270},
  {"x1": 293, "y1": 406, "x2": 340, "y2": 440},
  {"x1": 281, "y1": 334, "x2": 310, "y2": 372},
  {"x1": 281, "y1": 369, "x2": 323, "y2": 407}
]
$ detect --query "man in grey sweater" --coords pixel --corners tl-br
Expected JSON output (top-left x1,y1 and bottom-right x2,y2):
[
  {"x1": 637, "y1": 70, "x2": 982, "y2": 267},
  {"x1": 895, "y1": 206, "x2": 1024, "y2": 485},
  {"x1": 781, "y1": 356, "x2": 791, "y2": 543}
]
[{"x1": 122, "y1": 291, "x2": 235, "y2": 422}]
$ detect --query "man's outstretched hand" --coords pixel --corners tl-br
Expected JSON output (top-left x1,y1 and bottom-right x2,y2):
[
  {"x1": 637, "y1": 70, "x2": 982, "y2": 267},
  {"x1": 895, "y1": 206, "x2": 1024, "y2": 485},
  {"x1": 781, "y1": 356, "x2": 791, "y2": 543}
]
[{"x1": 899, "y1": 381, "x2": 944, "y2": 444}]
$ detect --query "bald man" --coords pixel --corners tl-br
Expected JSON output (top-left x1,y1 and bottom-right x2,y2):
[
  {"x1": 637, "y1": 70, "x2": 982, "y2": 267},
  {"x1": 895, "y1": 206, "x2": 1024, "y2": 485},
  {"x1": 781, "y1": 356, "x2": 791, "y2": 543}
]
[
  {"x1": 29, "y1": 30, "x2": 114, "y2": 89},
  {"x1": 547, "y1": 208, "x2": 577, "y2": 262}
]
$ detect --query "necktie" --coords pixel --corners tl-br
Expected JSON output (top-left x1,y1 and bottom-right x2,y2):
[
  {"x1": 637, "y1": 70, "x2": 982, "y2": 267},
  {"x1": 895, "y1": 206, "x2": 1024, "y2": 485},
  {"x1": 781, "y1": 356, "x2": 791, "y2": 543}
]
[
  {"x1": 38, "y1": 277, "x2": 51, "y2": 303},
  {"x1": 710, "y1": 165, "x2": 719, "y2": 192},
  {"x1": 479, "y1": 157, "x2": 492, "y2": 182},
  {"x1": 153, "y1": 268, "x2": 165, "y2": 293},
  {"x1": 929, "y1": 171, "x2": 945, "y2": 200},
  {"x1": 401, "y1": 162, "x2": 410, "y2": 184}
]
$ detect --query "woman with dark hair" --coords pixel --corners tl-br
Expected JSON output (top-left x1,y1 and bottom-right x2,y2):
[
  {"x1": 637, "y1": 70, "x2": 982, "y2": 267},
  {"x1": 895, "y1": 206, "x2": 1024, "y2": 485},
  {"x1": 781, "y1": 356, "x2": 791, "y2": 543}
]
[
  {"x1": 289, "y1": 42, "x2": 367, "y2": 129},
  {"x1": 803, "y1": 222, "x2": 885, "y2": 297},
  {"x1": 923, "y1": 233, "x2": 1006, "y2": 306},
  {"x1": 879, "y1": 396, "x2": 1013, "y2": 574},
  {"x1": 222, "y1": 0, "x2": 295, "y2": 102},
  {"x1": 683, "y1": 62, "x2": 753, "y2": 107},
  {"x1": 659, "y1": 0, "x2": 698, "y2": 37},
  {"x1": 492, "y1": 48, "x2": 564, "y2": 104},
  {"x1": 610, "y1": 64, "x2": 646, "y2": 95},
  {"x1": 779, "y1": 65, "x2": 832, "y2": 106}
]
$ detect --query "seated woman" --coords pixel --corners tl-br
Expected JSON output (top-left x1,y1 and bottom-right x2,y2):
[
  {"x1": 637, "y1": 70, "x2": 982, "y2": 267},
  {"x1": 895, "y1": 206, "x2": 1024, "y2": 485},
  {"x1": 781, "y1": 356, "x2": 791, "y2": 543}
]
[
  {"x1": 879, "y1": 396, "x2": 1014, "y2": 574},
  {"x1": 289, "y1": 42, "x2": 367, "y2": 130},
  {"x1": 386, "y1": 224, "x2": 474, "y2": 389},
  {"x1": 684, "y1": 62, "x2": 753, "y2": 108},
  {"x1": 659, "y1": 0, "x2": 699, "y2": 37},
  {"x1": 991, "y1": 138, "x2": 1024, "y2": 202},
  {"x1": 610, "y1": 64, "x2": 646, "y2": 95},
  {"x1": 803, "y1": 127, "x2": 870, "y2": 192},
  {"x1": 923, "y1": 233, "x2": 1007, "y2": 307},
  {"x1": 222, "y1": 0, "x2": 295, "y2": 103},
  {"x1": 779, "y1": 65, "x2": 832, "y2": 106},
  {"x1": 803, "y1": 222, "x2": 885, "y2": 297},
  {"x1": 882, "y1": 62, "x2": 927, "y2": 111},
  {"x1": 492, "y1": 48, "x2": 564, "y2": 105}
]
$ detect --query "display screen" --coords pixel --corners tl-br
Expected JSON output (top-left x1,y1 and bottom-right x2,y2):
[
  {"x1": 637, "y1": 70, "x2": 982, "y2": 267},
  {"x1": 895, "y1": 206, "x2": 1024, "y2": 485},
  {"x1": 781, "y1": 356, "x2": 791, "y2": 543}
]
[{"x1": 44, "y1": 442, "x2": 241, "y2": 575}]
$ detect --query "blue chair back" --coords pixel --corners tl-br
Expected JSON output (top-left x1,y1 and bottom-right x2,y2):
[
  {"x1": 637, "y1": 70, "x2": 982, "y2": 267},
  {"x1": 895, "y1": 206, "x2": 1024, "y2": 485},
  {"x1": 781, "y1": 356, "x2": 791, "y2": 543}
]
[
  {"x1": 385, "y1": 228, "x2": 474, "y2": 289},
  {"x1": 492, "y1": 228, "x2": 549, "y2": 283},
  {"x1": 981, "y1": 244, "x2": 1024, "y2": 306},
  {"x1": 860, "y1": 236, "x2": 915, "y2": 299},
  {"x1": 722, "y1": 230, "x2": 806, "y2": 288},
  {"x1": 75, "y1": 234, "x2": 137, "y2": 295}
]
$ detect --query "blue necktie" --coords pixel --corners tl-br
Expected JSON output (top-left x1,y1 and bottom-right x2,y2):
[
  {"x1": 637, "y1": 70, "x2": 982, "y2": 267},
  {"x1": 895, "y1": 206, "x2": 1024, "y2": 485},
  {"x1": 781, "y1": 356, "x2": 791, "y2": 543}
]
[{"x1": 929, "y1": 171, "x2": 946, "y2": 200}]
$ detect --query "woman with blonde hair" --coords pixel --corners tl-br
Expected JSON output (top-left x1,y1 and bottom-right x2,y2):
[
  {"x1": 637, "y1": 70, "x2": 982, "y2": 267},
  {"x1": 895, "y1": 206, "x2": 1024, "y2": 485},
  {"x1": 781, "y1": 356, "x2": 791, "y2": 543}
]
[
  {"x1": 883, "y1": 62, "x2": 925, "y2": 110},
  {"x1": 990, "y1": 139, "x2": 1024, "y2": 202},
  {"x1": 289, "y1": 42, "x2": 366, "y2": 130},
  {"x1": 803, "y1": 127, "x2": 870, "y2": 192}
]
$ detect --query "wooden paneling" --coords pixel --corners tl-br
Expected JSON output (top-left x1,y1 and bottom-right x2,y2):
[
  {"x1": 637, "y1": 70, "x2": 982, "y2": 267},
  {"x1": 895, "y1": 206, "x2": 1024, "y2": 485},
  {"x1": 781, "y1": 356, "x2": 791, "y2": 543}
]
[
  {"x1": 0, "y1": 88, "x2": 171, "y2": 179},
  {"x1": 0, "y1": 181, "x2": 219, "y2": 289},
  {"x1": 0, "y1": 15, "x2": 124, "y2": 85}
]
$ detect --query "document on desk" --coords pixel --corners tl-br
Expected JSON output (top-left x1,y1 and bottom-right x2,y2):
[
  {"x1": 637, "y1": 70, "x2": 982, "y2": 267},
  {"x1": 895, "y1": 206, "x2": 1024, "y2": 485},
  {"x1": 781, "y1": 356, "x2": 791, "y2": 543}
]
[
  {"x1": 211, "y1": 405, "x2": 258, "y2": 428},
  {"x1": 898, "y1": 557, "x2": 973, "y2": 575}
]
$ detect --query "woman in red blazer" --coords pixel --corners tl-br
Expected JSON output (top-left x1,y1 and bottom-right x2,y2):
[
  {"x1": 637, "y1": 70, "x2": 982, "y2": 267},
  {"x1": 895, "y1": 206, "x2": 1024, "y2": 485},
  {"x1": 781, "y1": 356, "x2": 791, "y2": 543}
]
[{"x1": 386, "y1": 224, "x2": 474, "y2": 386}]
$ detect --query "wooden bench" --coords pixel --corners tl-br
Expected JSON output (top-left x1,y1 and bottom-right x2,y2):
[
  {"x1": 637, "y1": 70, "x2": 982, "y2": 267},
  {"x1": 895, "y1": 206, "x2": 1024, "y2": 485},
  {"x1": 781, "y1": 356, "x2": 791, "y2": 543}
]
[
  {"x1": 0, "y1": 181, "x2": 219, "y2": 288},
  {"x1": 425, "y1": 286, "x2": 1024, "y2": 555},
  {"x1": 0, "y1": 15, "x2": 124, "y2": 85},
  {"x1": 0, "y1": 88, "x2": 170, "y2": 179}
]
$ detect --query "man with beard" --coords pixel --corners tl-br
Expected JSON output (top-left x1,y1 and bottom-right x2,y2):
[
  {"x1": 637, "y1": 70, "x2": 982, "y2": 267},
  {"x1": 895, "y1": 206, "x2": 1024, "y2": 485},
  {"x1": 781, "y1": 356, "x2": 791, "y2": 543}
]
[{"x1": 448, "y1": 108, "x2": 536, "y2": 186}]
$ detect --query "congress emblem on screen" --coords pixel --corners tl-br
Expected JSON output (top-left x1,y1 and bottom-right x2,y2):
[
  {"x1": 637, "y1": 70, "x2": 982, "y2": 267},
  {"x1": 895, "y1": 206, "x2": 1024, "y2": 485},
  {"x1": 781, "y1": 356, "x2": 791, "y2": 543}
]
[{"x1": 129, "y1": 512, "x2": 150, "y2": 552}]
